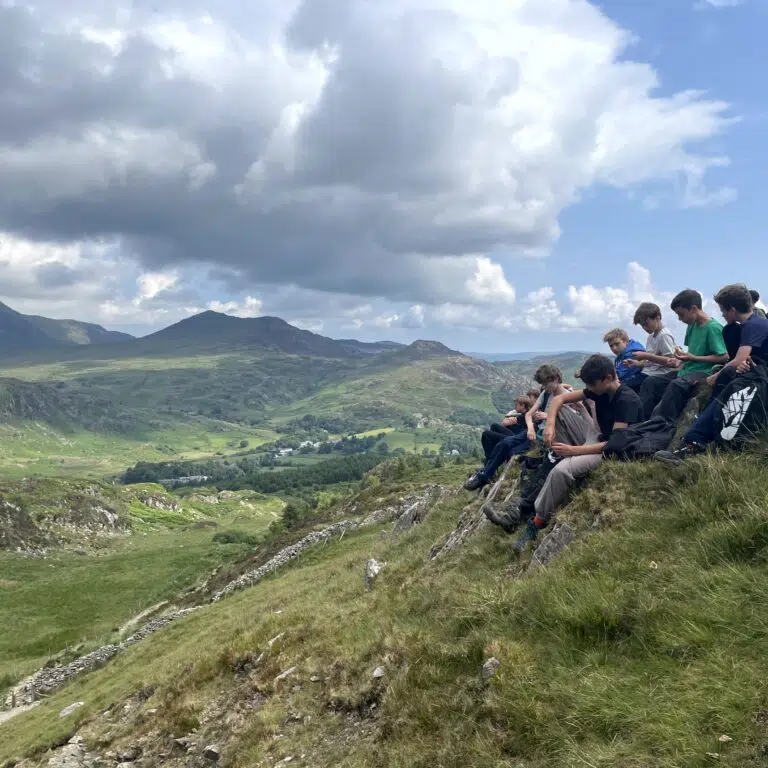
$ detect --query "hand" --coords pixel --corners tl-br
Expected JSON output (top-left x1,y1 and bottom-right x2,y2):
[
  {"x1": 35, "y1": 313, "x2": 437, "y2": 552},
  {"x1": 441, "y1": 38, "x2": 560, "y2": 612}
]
[
  {"x1": 675, "y1": 347, "x2": 693, "y2": 361},
  {"x1": 526, "y1": 429, "x2": 536, "y2": 442},
  {"x1": 737, "y1": 357, "x2": 754, "y2": 374},
  {"x1": 705, "y1": 374, "x2": 718, "y2": 387},
  {"x1": 623, "y1": 359, "x2": 641, "y2": 368},
  {"x1": 501, "y1": 417, "x2": 516, "y2": 427},
  {"x1": 552, "y1": 442, "x2": 578, "y2": 457},
  {"x1": 667, "y1": 357, "x2": 683, "y2": 369},
  {"x1": 543, "y1": 424, "x2": 556, "y2": 446},
  {"x1": 532, "y1": 411, "x2": 548, "y2": 423}
]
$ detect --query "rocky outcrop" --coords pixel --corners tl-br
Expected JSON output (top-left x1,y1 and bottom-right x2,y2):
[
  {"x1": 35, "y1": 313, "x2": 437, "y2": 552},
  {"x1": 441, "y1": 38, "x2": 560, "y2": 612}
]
[
  {"x1": 528, "y1": 523, "x2": 575, "y2": 571},
  {"x1": 430, "y1": 468, "x2": 517, "y2": 560}
]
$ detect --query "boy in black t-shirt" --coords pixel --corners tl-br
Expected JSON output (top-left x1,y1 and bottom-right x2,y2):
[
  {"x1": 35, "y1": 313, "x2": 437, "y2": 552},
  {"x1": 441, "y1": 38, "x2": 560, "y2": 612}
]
[{"x1": 510, "y1": 355, "x2": 643, "y2": 551}]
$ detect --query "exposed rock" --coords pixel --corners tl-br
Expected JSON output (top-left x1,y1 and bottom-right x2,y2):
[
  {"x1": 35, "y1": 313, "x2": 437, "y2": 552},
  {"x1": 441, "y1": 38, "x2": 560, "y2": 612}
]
[
  {"x1": 390, "y1": 486, "x2": 447, "y2": 536},
  {"x1": 528, "y1": 524, "x2": 575, "y2": 571},
  {"x1": 5, "y1": 608, "x2": 199, "y2": 708},
  {"x1": 173, "y1": 738, "x2": 191, "y2": 751},
  {"x1": 372, "y1": 666, "x2": 386, "y2": 679},
  {"x1": 430, "y1": 467, "x2": 517, "y2": 560},
  {"x1": 364, "y1": 559, "x2": 385, "y2": 591},
  {"x1": 482, "y1": 657, "x2": 501, "y2": 682},
  {"x1": 214, "y1": 486, "x2": 449, "y2": 602},
  {"x1": 58, "y1": 702, "x2": 85, "y2": 718},
  {"x1": 202, "y1": 744, "x2": 221, "y2": 762},
  {"x1": 274, "y1": 667, "x2": 297, "y2": 684},
  {"x1": 116, "y1": 746, "x2": 140, "y2": 762}
]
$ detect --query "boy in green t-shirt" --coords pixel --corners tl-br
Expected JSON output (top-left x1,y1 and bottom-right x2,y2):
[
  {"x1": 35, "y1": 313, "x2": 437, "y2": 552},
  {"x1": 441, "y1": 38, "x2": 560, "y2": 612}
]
[{"x1": 652, "y1": 289, "x2": 728, "y2": 422}]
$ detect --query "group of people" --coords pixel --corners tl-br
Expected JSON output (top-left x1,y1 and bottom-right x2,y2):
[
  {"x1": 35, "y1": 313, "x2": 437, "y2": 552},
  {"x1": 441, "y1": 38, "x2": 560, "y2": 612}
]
[{"x1": 464, "y1": 284, "x2": 768, "y2": 552}]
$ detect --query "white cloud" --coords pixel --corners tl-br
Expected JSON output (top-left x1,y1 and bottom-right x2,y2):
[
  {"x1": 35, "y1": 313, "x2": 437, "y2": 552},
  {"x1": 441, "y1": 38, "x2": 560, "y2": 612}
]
[
  {"x1": 0, "y1": 0, "x2": 737, "y2": 312},
  {"x1": 694, "y1": 0, "x2": 742, "y2": 8},
  {"x1": 134, "y1": 272, "x2": 179, "y2": 304},
  {"x1": 207, "y1": 296, "x2": 262, "y2": 318}
]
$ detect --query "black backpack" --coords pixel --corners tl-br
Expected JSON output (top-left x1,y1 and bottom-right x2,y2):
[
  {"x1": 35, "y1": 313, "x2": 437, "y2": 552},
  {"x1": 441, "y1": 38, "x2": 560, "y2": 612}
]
[
  {"x1": 602, "y1": 416, "x2": 677, "y2": 460},
  {"x1": 712, "y1": 365, "x2": 768, "y2": 449}
]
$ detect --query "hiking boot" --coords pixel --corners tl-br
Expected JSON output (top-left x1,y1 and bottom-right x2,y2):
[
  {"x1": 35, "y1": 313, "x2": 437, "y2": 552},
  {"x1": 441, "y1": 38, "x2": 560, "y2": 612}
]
[
  {"x1": 483, "y1": 502, "x2": 522, "y2": 534},
  {"x1": 654, "y1": 442, "x2": 706, "y2": 467},
  {"x1": 511, "y1": 520, "x2": 540, "y2": 553},
  {"x1": 463, "y1": 471, "x2": 490, "y2": 491}
]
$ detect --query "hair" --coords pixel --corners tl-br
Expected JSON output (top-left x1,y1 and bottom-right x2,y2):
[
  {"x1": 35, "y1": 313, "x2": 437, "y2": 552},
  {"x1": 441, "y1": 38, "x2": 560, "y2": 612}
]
[
  {"x1": 750, "y1": 289, "x2": 761, "y2": 304},
  {"x1": 603, "y1": 328, "x2": 629, "y2": 345},
  {"x1": 533, "y1": 364, "x2": 563, "y2": 385},
  {"x1": 714, "y1": 283, "x2": 753, "y2": 315},
  {"x1": 579, "y1": 354, "x2": 617, "y2": 386},
  {"x1": 633, "y1": 302, "x2": 662, "y2": 325},
  {"x1": 514, "y1": 395, "x2": 534, "y2": 412},
  {"x1": 670, "y1": 289, "x2": 703, "y2": 312},
  {"x1": 526, "y1": 389, "x2": 540, "y2": 401}
]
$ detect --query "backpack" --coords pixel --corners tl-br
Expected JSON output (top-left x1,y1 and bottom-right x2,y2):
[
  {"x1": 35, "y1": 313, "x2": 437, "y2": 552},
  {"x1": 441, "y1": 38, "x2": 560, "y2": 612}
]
[
  {"x1": 602, "y1": 416, "x2": 677, "y2": 460},
  {"x1": 712, "y1": 365, "x2": 768, "y2": 448}
]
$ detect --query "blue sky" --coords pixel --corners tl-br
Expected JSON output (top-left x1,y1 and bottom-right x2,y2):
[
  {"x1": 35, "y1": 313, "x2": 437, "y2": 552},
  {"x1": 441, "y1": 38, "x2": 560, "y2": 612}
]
[{"x1": 0, "y1": 0, "x2": 763, "y2": 354}]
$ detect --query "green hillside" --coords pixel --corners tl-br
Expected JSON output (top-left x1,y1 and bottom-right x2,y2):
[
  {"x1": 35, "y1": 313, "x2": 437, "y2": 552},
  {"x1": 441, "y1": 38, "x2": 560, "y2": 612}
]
[{"x1": 2, "y1": 451, "x2": 768, "y2": 766}]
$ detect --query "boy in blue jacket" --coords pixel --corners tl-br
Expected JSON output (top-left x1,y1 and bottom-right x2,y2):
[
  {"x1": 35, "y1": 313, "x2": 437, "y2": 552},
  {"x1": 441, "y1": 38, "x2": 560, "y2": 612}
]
[{"x1": 603, "y1": 328, "x2": 645, "y2": 391}]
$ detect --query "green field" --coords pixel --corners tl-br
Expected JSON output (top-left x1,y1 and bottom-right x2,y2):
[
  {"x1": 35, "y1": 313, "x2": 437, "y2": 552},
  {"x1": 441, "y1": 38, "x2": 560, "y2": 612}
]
[{"x1": 0, "y1": 489, "x2": 282, "y2": 687}]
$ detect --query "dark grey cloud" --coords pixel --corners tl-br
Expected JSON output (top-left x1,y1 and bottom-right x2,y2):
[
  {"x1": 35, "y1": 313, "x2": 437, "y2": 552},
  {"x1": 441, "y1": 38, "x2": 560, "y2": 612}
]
[{"x1": 0, "y1": 0, "x2": 734, "y2": 309}]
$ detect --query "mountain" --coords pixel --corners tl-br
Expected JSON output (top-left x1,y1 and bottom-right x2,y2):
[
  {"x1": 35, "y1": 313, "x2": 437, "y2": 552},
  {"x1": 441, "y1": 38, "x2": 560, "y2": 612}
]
[
  {"x1": 143, "y1": 312, "x2": 374, "y2": 359},
  {"x1": 0, "y1": 300, "x2": 132, "y2": 355},
  {"x1": 0, "y1": 302, "x2": 55, "y2": 353},
  {"x1": 337, "y1": 339, "x2": 404, "y2": 356},
  {"x1": 24, "y1": 315, "x2": 133, "y2": 346},
  {"x1": 371, "y1": 339, "x2": 463, "y2": 366},
  {"x1": 494, "y1": 351, "x2": 592, "y2": 384}
]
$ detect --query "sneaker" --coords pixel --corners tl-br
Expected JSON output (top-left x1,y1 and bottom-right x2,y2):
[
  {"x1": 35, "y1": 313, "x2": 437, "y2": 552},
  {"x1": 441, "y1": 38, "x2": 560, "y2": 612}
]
[
  {"x1": 654, "y1": 442, "x2": 706, "y2": 467},
  {"x1": 463, "y1": 471, "x2": 489, "y2": 491},
  {"x1": 483, "y1": 502, "x2": 522, "y2": 533},
  {"x1": 511, "y1": 520, "x2": 540, "y2": 553}
]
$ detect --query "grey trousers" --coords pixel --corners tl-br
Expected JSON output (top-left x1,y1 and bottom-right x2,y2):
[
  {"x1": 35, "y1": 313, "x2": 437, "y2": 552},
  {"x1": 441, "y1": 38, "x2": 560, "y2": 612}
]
[{"x1": 535, "y1": 406, "x2": 602, "y2": 525}]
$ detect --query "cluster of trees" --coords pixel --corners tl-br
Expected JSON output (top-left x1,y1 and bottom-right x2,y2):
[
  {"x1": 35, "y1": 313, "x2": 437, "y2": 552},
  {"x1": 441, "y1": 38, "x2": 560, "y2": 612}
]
[
  {"x1": 121, "y1": 452, "x2": 387, "y2": 495},
  {"x1": 448, "y1": 407, "x2": 496, "y2": 427}
]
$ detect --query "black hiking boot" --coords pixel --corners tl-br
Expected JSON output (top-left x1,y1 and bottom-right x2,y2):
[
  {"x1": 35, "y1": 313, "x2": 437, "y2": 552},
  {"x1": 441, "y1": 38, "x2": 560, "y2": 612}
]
[
  {"x1": 654, "y1": 442, "x2": 706, "y2": 467},
  {"x1": 483, "y1": 502, "x2": 522, "y2": 534},
  {"x1": 463, "y1": 470, "x2": 490, "y2": 492}
]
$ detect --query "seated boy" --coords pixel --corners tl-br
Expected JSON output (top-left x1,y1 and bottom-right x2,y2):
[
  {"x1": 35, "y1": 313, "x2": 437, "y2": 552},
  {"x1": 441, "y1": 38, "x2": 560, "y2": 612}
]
[
  {"x1": 623, "y1": 302, "x2": 677, "y2": 418},
  {"x1": 486, "y1": 355, "x2": 643, "y2": 549},
  {"x1": 655, "y1": 284, "x2": 768, "y2": 465},
  {"x1": 480, "y1": 395, "x2": 534, "y2": 459},
  {"x1": 651, "y1": 289, "x2": 729, "y2": 422},
  {"x1": 464, "y1": 365, "x2": 576, "y2": 491},
  {"x1": 603, "y1": 329, "x2": 645, "y2": 391}
]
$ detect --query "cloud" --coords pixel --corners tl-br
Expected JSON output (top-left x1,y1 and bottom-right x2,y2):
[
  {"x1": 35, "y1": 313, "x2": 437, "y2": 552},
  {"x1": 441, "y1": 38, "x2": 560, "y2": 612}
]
[
  {"x1": 694, "y1": 0, "x2": 742, "y2": 8},
  {"x1": 134, "y1": 272, "x2": 179, "y2": 304},
  {"x1": 207, "y1": 296, "x2": 263, "y2": 318},
  {"x1": 0, "y1": 0, "x2": 736, "y2": 312}
]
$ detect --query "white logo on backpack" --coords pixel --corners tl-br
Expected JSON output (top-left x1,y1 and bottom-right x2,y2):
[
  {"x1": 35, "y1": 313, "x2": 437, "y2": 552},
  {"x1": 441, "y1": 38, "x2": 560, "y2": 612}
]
[{"x1": 720, "y1": 385, "x2": 758, "y2": 442}]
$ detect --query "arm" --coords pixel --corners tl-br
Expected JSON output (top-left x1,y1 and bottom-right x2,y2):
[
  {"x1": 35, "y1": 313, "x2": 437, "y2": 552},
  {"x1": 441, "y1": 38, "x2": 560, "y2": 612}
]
[
  {"x1": 553, "y1": 420, "x2": 630, "y2": 457},
  {"x1": 543, "y1": 390, "x2": 586, "y2": 444},
  {"x1": 525, "y1": 394, "x2": 543, "y2": 439},
  {"x1": 708, "y1": 344, "x2": 754, "y2": 384},
  {"x1": 632, "y1": 351, "x2": 674, "y2": 365}
]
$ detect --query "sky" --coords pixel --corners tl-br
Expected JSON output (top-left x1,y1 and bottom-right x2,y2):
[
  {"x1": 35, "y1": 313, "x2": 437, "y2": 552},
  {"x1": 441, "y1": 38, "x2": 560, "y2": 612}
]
[{"x1": 0, "y1": 0, "x2": 765, "y2": 354}]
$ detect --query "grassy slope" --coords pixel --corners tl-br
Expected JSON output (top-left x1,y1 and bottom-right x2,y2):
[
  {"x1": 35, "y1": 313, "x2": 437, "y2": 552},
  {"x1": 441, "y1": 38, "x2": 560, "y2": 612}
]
[
  {"x1": 0, "y1": 485, "x2": 282, "y2": 687},
  {"x1": 3, "y1": 454, "x2": 768, "y2": 766}
]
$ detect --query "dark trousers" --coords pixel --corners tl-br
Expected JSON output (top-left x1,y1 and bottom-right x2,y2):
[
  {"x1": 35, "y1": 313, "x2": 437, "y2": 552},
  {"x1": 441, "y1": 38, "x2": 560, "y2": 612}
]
[
  {"x1": 684, "y1": 367, "x2": 740, "y2": 445},
  {"x1": 637, "y1": 372, "x2": 677, "y2": 420},
  {"x1": 481, "y1": 423, "x2": 518, "y2": 459},
  {"x1": 479, "y1": 432, "x2": 532, "y2": 480},
  {"x1": 651, "y1": 372, "x2": 708, "y2": 422}
]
